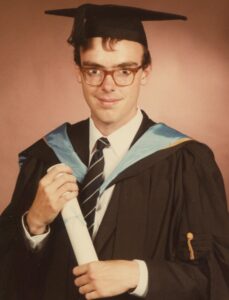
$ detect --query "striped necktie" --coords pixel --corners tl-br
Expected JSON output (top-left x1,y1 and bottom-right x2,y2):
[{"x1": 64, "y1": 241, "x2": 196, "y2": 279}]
[{"x1": 79, "y1": 137, "x2": 110, "y2": 235}]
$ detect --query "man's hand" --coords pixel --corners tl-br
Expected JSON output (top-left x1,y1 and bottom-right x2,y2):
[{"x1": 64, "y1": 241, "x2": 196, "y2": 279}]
[
  {"x1": 26, "y1": 163, "x2": 78, "y2": 235},
  {"x1": 73, "y1": 260, "x2": 139, "y2": 299}
]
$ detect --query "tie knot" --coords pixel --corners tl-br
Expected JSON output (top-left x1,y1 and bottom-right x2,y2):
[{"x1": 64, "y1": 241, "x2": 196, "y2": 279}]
[{"x1": 96, "y1": 137, "x2": 110, "y2": 151}]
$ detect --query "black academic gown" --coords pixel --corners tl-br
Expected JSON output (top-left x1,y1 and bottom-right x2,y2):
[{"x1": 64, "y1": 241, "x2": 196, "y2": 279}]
[{"x1": 0, "y1": 112, "x2": 229, "y2": 300}]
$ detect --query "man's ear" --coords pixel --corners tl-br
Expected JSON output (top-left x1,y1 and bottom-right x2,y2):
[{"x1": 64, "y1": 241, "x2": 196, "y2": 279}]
[
  {"x1": 141, "y1": 64, "x2": 152, "y2": 85},
  {"x1": 75, "y1": 65, "x2": 82, "y2": 83}
]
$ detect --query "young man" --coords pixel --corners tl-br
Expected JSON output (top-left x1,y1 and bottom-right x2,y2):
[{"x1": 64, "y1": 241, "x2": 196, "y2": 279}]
[{"x1": 0, "y1": 4, "x2": 229, "y2": 300}]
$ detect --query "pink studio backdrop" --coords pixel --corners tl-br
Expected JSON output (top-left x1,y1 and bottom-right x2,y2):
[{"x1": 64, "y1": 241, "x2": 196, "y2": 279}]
[{"x1": 0, "y1": 0, "x2": 229, "y2": 212}]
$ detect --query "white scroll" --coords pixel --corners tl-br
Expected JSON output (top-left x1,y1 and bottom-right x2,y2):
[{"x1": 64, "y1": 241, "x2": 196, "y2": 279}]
[
  {"x1": 47, "y1": 165, "x2": 98, "y2": 265},
  {"x1": 61, "y1": 197, "x2": 98, "y2": 265}
]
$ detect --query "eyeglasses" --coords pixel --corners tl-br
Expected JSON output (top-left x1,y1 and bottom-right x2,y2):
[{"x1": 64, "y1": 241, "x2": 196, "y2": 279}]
[{"x1": 80, "y1": 65, "x2": 143, "y2": 87}]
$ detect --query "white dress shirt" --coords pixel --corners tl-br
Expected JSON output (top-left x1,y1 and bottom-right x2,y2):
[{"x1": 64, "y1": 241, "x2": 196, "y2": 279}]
[{"x1": 22, "y1": 109, "x2": 148, "y2": 297}]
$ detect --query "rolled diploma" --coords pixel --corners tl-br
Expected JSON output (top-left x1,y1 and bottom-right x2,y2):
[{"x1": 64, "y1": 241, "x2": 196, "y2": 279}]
[{"x1": 61, "y1": 197, "x2": 98, "y2": 265}]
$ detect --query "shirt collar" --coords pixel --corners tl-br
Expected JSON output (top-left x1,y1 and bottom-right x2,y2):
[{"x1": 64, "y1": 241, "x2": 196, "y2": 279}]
[{"x1": 89, "y1": 109, "x2": 143, "y2": 157}]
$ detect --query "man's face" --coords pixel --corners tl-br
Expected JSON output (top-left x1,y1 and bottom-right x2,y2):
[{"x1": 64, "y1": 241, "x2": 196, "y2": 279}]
[{"x1": 76, "y1": 37, "x2": 151, "y2": 134}]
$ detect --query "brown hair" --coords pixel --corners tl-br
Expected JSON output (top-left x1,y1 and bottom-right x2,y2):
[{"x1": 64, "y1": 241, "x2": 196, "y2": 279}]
[{"x1": 68, "y1": 37, "x2": 151, "y2": 69}]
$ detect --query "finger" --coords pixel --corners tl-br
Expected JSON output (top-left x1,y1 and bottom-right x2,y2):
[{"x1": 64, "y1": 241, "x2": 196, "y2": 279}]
[
  {"x1": 52, "y1": 174, "x2": 77, "y2": 190},
  {"x1": 79, "y1": 283, "x2": 95, "y2": 295},
  {"x1": 40, "y1": 191, "x2": 77, "y2": 214},
  {"x1": 59, "y1": 191, "x2": 78, "y2": 203},
  {"x1": 56, "y1": 182, "x2": 78, "y2": 197},
  {"x1": 47, "y1": 163, "x2": 66, "y2": 173},
  {"x1": 85, "y1": 291, "x2": 100, "y2": 299},
  {"x1": 73, "y1": 264, "x2": 88, "y2": 276},
  {"x1": 39, "y1": 177, "x2": 77, "y2": 202},
  {"x1": 45, "y1": 164, "x2": 73, "y2": 184},
  {"x1": 74, "y1": 274, "x2": 89, "y2": 287}
]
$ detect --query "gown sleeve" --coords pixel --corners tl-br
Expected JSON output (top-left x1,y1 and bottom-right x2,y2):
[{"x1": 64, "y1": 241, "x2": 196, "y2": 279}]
[
  {"x1": 146, "y1": 142, "x2": 229, "y2": 300},
  {"x1": 0, "y1": 155, "x2": 53, "y2": 300}
]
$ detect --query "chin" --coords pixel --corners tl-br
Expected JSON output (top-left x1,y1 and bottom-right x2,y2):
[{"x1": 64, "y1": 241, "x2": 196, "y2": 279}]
[
  {"x1": 99, "y1": 117, "x2": 116, "y2": 126},
  {"x1": 95, "y1": 110, "x2": 117, "y2": 123},
  {"x1": 94, "y1": 113, "x2": 119, "y2": 129}
]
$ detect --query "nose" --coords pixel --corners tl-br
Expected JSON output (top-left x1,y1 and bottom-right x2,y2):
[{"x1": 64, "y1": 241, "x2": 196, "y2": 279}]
[{"x1": 100, "y1": 74, "x2": 116, "y2": 92}]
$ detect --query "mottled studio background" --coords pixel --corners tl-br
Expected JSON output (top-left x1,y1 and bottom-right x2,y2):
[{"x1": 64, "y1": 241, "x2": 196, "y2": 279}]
[{"x1": 0, "y1": 0, "x2": 229, "y2": 212}]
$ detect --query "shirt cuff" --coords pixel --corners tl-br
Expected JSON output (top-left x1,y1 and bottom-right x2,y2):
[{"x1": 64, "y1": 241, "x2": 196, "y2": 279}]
[
  {"x1": 130, "y1": 259, "x2": 149, "y2": 298},
  {"x1": 21, "y1": 212, "x2": 50, "y2": 250}
]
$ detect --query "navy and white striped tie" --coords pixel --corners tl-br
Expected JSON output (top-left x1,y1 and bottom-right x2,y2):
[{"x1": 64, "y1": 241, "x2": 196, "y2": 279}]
[{"x1": 79, "y1": 137, "x2": 110, "y2": 235}]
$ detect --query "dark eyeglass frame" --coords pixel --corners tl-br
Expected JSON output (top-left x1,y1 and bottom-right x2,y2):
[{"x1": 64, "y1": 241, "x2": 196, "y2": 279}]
[{"x1": 79, "y1": 65, "x2": 143, "y2": 87}]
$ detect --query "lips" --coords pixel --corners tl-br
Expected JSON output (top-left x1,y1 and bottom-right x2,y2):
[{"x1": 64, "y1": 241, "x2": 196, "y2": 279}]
[
  {"x1": 97, "y1": 97, "x2": 121, "y2": 102},
  {"x1": 96, "y1": 97, "x2": 122, "y2": 106}
]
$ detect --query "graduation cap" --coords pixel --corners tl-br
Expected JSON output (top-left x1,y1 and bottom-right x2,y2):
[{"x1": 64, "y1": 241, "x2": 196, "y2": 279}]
[{"x1": 45, "y1": 3, "x2": 187, "y2": 47}]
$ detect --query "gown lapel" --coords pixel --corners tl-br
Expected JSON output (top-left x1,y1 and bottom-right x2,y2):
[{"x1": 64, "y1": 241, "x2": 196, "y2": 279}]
[{"x1": 67, "y1": 119, "x2": 90, "y2": 166}]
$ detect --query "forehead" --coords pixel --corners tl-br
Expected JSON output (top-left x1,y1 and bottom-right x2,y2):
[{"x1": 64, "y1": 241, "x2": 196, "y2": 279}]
[{"x1": 80, "y1": 37, "x2": 144, "y2": 67}]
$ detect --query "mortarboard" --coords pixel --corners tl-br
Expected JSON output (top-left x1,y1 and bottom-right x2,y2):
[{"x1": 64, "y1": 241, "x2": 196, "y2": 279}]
[{"x1": 45, "y1": 3, "x2": 187, "y2": 47}]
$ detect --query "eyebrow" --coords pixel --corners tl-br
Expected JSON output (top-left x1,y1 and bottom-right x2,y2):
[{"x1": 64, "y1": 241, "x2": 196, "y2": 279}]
[{"x1": 81, "y1": 61, "x2": 139, "y2": 68}]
